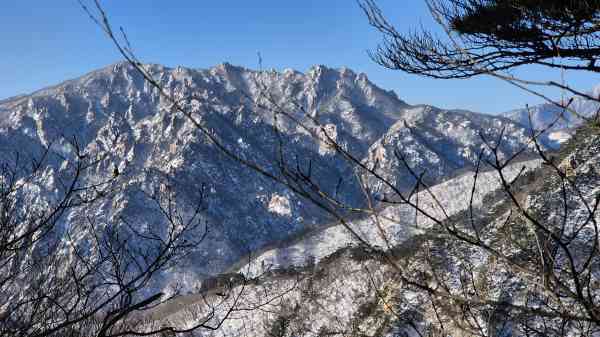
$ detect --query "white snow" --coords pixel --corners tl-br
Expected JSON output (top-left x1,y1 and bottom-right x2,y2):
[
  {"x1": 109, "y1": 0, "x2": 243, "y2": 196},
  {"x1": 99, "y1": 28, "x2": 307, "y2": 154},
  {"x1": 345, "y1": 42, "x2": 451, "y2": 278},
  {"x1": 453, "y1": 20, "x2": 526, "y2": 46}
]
[
  {"x1": 548, "y1": 130, "x2": 572, "y2": 144},
  {"x1": 268, "y1": 194, "x2": 292, "y2": 217}
]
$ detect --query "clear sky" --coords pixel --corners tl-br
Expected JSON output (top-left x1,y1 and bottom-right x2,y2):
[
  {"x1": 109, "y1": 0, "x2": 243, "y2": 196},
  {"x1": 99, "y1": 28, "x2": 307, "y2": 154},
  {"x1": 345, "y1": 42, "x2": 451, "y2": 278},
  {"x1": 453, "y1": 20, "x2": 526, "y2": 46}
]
[{"x1": 1, "y1": 0, "x2": 599, "y2": 114}]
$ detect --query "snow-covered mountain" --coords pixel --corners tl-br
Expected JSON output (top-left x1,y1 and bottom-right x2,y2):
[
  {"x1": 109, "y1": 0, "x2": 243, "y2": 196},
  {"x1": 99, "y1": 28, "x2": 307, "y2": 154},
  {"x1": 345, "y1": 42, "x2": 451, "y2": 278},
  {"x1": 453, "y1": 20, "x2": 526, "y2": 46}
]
[
  {"x1": 0, "y1": 62, "x2": 537, "y2": 291},
  {"x1": 503, "y1": 83, "x2": 600, "y2": 145}
]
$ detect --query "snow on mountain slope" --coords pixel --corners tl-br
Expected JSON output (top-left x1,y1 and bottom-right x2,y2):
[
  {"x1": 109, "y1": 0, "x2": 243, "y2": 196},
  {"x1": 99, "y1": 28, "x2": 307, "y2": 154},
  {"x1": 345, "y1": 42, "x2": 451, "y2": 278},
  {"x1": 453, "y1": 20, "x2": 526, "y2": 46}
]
[
  {"x1": 0, "y1": 61, "x2": 539, "y2": 292},
  {"x1": 233, "y1": 158, "x2": 541, "y2": 280}
]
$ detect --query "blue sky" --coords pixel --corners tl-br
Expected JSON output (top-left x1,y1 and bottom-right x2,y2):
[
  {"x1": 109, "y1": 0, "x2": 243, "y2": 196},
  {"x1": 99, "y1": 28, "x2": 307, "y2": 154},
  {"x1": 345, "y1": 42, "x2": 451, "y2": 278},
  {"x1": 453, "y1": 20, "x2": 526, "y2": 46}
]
[{"x1": 1, "y1": 1, "x2": 598, "y2": 114}]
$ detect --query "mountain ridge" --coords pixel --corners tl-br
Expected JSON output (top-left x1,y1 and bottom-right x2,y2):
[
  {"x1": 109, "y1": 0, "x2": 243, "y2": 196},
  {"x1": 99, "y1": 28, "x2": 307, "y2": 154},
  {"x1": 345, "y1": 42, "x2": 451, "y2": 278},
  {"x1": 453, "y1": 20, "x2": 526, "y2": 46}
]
[{"x1": 0, "y1": 61, "x2": 540, "y2": 293}]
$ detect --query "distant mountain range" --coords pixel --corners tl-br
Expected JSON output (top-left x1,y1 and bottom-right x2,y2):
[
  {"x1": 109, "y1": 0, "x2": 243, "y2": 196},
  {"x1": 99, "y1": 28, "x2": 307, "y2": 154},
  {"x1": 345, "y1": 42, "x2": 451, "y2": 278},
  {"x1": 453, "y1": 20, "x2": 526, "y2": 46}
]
[{"x1": 502, "y1": 84, "x2": 600, "y2": 144}]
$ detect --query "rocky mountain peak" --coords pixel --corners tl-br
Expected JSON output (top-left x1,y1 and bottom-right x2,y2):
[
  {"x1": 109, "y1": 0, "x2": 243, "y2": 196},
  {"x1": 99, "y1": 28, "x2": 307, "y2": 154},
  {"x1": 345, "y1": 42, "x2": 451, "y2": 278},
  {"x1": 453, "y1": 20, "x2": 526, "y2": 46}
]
[{"x1": 0, "y1": 61, "x2": 541, "y2": 293}]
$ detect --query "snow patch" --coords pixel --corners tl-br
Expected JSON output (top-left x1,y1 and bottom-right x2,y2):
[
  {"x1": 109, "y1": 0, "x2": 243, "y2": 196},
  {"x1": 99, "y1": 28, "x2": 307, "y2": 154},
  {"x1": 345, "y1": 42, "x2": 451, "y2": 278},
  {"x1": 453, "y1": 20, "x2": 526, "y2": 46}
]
[
  {"x1": 268, "y1": 194, "x2": 292, "y2": 217},
  {"x1": 548, "y1": 130, "x2": 572, "y2": 144},
  {"x1": 318, "y1": 123, "x2": 338, "y2": 155}
]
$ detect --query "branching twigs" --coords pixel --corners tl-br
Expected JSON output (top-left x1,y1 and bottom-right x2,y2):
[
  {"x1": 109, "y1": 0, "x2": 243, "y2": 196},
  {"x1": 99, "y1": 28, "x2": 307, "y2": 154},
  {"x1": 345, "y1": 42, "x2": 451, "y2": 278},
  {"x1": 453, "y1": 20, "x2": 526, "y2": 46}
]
[
  {"x1": 77, "y1": 1, "x2": 600, "y2": 335},
  {"x1": 359, "y1": 0, "x2": 600, "y2": 124},
  {"x1": 0, "y1": 137, "x2": 242, "y2": 336}
]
